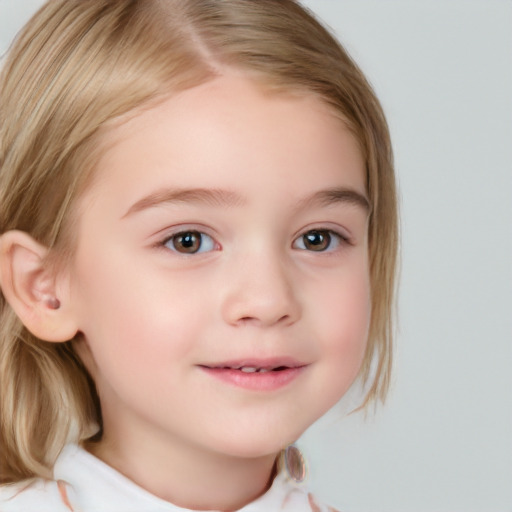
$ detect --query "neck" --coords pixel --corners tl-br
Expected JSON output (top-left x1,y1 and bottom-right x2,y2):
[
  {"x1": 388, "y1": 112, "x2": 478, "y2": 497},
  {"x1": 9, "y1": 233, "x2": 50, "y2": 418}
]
[{"x1": 86, "y1": 432, "x2": 279, "y2": 511}]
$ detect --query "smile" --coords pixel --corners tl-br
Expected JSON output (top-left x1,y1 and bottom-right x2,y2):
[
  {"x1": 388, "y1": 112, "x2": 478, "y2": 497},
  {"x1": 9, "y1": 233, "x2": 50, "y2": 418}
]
[
  {"x1": 208, "y1": 365, "x2": 293, "y2": 373},
  {"x1": 198, "y1": 359, "x2": 308, "y2": 391}
]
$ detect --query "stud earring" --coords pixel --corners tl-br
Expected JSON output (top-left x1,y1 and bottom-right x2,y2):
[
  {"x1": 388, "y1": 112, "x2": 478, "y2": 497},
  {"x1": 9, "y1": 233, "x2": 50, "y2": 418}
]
[{"x1": 45, "y1": 296, "x2": 61, "y2": 310}]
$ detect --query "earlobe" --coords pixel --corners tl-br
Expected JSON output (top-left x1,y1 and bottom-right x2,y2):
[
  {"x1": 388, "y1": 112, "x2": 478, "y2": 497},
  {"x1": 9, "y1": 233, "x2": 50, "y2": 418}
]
[{"x1": 0, "y1": 230, "x2": 78, "y2": 342}]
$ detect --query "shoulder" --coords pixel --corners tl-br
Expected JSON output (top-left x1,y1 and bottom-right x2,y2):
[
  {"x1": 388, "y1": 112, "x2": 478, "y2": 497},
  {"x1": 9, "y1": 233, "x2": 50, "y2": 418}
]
[{"x1": 0, "y1": 478, "x2": 79, "y2": 512}]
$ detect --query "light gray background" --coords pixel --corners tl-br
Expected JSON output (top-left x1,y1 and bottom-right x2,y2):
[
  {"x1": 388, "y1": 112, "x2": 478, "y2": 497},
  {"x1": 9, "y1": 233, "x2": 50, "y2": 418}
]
[{"x1": 1, "y1": 1, "x2": 511, "y2": 511}]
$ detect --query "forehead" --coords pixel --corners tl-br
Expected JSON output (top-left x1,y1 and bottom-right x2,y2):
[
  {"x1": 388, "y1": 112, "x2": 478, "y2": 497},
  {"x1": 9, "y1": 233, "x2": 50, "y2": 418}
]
[{"x1": 83, "y1": 73, "x2": 366, "y2": 213}]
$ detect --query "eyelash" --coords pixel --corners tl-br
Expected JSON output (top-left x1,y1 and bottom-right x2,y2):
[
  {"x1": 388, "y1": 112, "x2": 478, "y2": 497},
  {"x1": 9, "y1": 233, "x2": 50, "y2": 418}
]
[{"x1": 159, "y1": 228, "x2": 350, "y2": 255}]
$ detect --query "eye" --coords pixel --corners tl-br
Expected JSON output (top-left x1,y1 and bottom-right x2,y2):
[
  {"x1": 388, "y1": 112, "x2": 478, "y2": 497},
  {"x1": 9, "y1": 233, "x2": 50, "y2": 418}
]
[
  {"x1": 164, "y1": 231, "x2": 217, "y2": 254},
  {"x1": 293, "y1": 229, "x2": 344, "y2": 252}
]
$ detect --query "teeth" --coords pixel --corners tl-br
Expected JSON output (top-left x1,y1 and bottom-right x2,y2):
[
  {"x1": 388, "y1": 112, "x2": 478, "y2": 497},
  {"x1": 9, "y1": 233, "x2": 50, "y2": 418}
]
[{"x1": 238, "y1": 366, "x2": 272, "y2": 373}]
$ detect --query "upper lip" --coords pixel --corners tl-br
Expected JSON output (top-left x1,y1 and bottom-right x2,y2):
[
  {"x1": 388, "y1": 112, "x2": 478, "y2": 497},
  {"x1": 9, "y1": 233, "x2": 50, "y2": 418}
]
[{"x1": 199, "y1": 357, "x2": 307, "y2": 371}]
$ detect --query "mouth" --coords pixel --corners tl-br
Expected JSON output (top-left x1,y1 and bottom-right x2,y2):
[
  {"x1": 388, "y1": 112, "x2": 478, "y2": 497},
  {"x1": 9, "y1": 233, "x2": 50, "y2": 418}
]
[
  {"x1": 197, "y1": 359, "x2": 307, "y2": 391},
  {"x1": 201, "y1": 364, "x2": 296, "y2": 373},
  {"x1": 199, "y1": 357, "x2": 306, "y2": 372}
]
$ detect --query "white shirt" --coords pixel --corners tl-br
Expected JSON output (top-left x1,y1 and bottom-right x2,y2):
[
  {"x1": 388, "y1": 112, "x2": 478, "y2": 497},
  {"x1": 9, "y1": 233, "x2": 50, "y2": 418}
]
[{"x1": 0, "y1": 444, "x2": 339, "y2": 511}]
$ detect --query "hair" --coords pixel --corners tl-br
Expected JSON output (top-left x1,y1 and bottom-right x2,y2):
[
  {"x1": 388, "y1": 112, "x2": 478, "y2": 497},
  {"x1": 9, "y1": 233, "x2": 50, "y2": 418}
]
[{"x1": 0, "y1": 0, "x2": 398, "y2": 483}]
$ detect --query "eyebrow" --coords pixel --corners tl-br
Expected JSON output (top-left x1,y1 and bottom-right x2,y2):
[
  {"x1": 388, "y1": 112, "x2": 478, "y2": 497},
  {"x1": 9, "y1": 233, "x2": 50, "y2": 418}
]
[
  {"x1": 122, "y1": 186, "x2": 370, "y2": 218},
  {"x1": 295, "y1": 187, "x2": 371, "y2": 213},
  {"x1": 122, "y1": 187, "x2": 244, "y2": 218}
]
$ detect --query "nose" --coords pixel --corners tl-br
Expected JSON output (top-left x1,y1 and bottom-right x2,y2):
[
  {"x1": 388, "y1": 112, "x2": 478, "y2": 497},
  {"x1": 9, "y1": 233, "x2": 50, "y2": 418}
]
[{"x1": 220, "y1": 250, "x2": 301, "y2": 328}]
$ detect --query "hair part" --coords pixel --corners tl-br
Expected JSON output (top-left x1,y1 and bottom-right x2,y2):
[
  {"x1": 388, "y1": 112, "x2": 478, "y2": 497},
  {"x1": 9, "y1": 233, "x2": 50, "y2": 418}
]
[{"x1": 0, "y1": 0, "x2": 398, "y2": 482}]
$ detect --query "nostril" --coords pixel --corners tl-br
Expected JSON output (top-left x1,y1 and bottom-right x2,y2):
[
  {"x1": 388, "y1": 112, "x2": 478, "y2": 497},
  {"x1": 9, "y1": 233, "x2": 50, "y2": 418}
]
[
  {"x1": 276, "y1": 314, "x2": 291, "y2": 325},
  {"x1": 237, "y1": 314, "x2": 290, "y2": 326},
  {"x1": 238, "y1": 317, "x2": 255, "y2": 325}
]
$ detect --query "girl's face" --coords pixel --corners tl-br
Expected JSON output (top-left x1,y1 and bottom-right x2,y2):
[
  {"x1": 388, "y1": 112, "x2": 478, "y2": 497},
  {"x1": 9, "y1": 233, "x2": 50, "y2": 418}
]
[{"x1": 69, "y1": 74, "x2": 370, "y2": 460}]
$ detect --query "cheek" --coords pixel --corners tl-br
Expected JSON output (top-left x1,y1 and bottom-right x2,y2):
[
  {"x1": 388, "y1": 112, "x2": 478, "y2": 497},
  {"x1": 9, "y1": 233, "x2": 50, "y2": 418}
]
[
  {"x1": 70, "y1": 249, "x2": 199, "y2": 368},
  {"x1": 75, "y1": 247, "x2": 222, "y2": 347},
  {"x1": 311, "y1": 265, "x2": 371, "y2": 370}
]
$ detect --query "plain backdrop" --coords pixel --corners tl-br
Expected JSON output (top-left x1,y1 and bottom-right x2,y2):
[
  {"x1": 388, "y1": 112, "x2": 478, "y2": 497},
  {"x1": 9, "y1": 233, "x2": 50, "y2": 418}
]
[{"x1": 1, "y1": 1, "x2": 511, "y2": 511}]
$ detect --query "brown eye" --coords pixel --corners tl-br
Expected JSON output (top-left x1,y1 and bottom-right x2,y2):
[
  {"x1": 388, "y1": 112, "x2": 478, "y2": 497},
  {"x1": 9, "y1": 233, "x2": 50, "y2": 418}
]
[
  {"x1": 165, "y1": 231, "x2": 215, "y2": 254},
  {"x1": 302, "y1": 230, "x2": 331, "y2": 251},
  {"x1": 293, "y1": 229, "x2": 343, "y2": 252}
]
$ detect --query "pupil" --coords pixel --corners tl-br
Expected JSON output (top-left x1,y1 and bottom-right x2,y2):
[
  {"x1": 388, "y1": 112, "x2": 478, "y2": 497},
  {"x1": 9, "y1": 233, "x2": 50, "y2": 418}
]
[
  {"x1": 175, "y1": 232, "x2": 200, "y2": 253},
  {"x1": 304, "y1": 230, "x2": 329, "y2": 251}
]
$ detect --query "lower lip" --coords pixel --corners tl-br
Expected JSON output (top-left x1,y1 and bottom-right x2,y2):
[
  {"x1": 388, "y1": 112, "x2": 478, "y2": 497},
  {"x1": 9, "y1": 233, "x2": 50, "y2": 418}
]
[{"x1": 199, "y1": 366, "x2": 306, "y2": 391}]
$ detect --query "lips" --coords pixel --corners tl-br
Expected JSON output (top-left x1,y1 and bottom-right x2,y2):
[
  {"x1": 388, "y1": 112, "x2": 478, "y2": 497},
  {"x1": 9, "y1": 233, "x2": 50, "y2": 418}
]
[
  {"x1": 198, "y1": 358, "x2": 307, "y2": 391},
  {"x1": 200, "y1": 357, "x2": 305, "y2": 372},
  {"x1": 204, "y1": 364, "x2": 293, "y2": 373}
]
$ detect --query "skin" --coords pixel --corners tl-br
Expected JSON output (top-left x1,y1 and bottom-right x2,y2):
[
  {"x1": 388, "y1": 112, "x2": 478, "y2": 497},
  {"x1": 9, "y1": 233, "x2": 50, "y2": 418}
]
[{"x1": 62, "y1": 74, "x2": 371, "y2": 510}]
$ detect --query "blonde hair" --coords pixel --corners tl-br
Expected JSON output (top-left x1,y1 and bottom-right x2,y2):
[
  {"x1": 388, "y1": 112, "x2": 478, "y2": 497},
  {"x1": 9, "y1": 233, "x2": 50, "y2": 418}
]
[{"x1": 0, "y1": 0, "x2": 398, "y2": 483}]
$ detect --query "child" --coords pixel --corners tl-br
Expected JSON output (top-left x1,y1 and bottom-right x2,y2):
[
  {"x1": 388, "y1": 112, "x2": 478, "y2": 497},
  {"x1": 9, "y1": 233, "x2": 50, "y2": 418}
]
[{"x1": 0, "y1": 0, "x2": 398, "y2": 510}]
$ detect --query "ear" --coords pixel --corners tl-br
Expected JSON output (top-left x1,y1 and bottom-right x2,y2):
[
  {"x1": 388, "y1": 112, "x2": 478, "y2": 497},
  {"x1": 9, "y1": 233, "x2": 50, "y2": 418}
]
[{"x1": 0, "y1": 230, "x2": 78, "y2": 342}]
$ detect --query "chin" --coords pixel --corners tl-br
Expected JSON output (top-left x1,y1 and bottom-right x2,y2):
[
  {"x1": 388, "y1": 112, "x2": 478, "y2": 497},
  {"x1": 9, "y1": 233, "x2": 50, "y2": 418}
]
[{"x1": 210, "y1": 425, "x2": 307, "y2": 460}]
